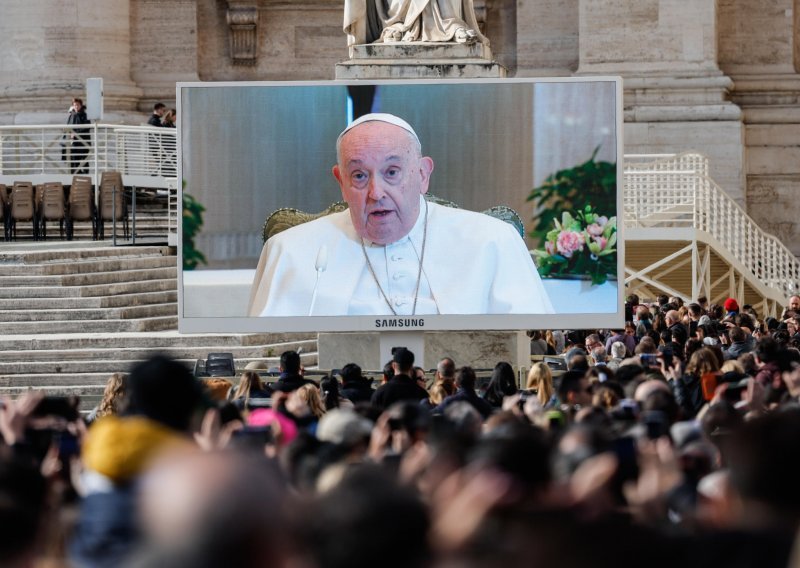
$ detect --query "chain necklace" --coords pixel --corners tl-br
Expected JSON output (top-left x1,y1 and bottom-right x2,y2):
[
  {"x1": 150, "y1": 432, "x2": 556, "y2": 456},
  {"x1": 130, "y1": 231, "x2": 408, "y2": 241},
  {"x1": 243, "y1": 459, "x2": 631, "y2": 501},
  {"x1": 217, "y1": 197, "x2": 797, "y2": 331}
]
[{"x1": 360, "y1": 199, "x2": 428, "y2": 316}]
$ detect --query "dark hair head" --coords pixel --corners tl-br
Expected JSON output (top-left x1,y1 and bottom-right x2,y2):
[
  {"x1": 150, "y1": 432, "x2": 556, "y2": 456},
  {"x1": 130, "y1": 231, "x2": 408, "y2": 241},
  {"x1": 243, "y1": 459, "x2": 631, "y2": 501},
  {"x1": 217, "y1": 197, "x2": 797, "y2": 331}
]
[
  {"x1": 778, "y1": 348, "x2": 800, "y2": 373},
  {"x1": 484, "y1": 362, "x2": 517, "y2": 406},
  {"x1": 305, "y1": 464, "x2": 430, "y2": 568},
  {"x1": 392, "y1": 348, "x2": 414, "y2": 372},
  {"x1": 640, "y1": 389, "x2": 678, "y2": 424},
  {"x1": 320, "y1": 375, "x2": 341, "y2": 411},
  {"x1": 565, "y1": 347, "x2": 589, "y2": 371},
  {"x1": 125, "y1": 354, "x2": 205, "y2": 432},
  {"x1": 688, "y1": 303, "x2": 703, "y2": 317},
  {"x1": 385, "y1": 401, "x2": 431, "y2": 440},
  {"x1": 455, "y1": 366, "x2": 477, "y2": 390},
  {"x1": 382, "y1": 359, "x2": 395, "y2": 380},
  {"x1": 728, "y1": 409, "x2": 800, "y2": 523},
  {"x1": 340, "y1": 363, "x2": 362, "y2": 384},
  {"x1": 729, "y1": 326, "x2": 746, "y2": 343},
  {"x1": 153, "y1": 102, "x2": 166, "y2": 111},
  {"x1": 614, "y1": 364, "x2": 646, "y2": 387},
  {"x1": 557, "y1": 370, "x2": 587, "y2": 402},
  {"x1": 471, "y1": 422, "x2": 551, "y2": 494},
  {"x1": 280, "y1": 351, "x2": 301, "y2": 375}
]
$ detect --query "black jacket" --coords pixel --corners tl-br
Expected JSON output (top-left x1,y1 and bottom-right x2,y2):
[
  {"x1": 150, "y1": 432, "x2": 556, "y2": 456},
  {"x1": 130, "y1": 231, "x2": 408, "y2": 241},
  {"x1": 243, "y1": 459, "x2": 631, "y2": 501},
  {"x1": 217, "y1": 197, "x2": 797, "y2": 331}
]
[
  {"x1": 341, "y1": 379, "x2": 374, "y2": 404},
  {"x1": 67, "y1": 108, "x2": 90, "y2": 137},
  {"x1": 270, "y1": 373, "x2": 317, "y2": 394},
  {"x1": 434, "y1": 388, "x2": 493, "y2": 419},
  {"x1": 370, "y1": 374, "x2": 428, "y2": 410}
]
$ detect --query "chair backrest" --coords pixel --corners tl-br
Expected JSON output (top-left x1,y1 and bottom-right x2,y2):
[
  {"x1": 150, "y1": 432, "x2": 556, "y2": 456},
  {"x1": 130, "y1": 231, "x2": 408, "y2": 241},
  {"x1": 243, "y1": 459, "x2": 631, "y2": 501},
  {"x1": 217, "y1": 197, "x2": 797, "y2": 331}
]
[
  {"x1": 262, "y1": 194, "x2": 526, "y2": 242},
  {"x1": 100, "y1": 171, "x2": 122, "y2": 189},
  {"x1": 41, "y1": 183, "x2": 65, "y2": 220},
  {"x1": 69, "y1": 183, "x2": 94, "y2": 221},
  {"x1": 70, "y1": 176, "x2": 94, "y2": 204},
  {"x1": 99, "y1": 180, "x2": 125, "y2": 220},
  {"x1": 11, "y1": 182, "x2": 35, "y2": 221},
  {"x1": 206, "y1": 353, "x2": 236, "y2": 377}
]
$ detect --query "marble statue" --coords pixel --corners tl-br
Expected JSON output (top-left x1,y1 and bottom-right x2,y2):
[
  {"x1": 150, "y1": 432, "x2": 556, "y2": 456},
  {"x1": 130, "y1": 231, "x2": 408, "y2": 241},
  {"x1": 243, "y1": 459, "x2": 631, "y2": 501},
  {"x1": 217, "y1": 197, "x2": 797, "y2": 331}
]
[{"x1": 343, "y1": 0, "x2": 488, "y2": 47}]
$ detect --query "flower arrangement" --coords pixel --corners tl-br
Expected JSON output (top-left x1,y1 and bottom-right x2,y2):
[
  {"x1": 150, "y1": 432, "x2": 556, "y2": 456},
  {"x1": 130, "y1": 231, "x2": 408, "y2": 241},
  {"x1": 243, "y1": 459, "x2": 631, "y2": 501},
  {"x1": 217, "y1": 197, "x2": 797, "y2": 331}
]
[{"x1": 533, "y1": 206, "x2": 617, "y2": 285}]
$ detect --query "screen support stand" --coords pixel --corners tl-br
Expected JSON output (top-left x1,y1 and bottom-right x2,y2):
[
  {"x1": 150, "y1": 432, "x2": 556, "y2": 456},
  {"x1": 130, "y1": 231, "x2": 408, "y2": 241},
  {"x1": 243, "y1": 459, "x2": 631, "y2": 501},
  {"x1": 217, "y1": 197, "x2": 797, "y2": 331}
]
[{"x1": 378, "y1": 331, "x2": 425, "y2": 370}]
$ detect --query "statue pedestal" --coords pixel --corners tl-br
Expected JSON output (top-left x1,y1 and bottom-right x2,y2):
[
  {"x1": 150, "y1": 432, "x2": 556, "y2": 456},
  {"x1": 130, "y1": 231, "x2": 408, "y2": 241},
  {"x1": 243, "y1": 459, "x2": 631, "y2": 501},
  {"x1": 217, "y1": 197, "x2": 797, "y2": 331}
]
[
  {"x1": 318, "y1": 330, "x2": 529, "y2": 372},
  {"x1": 335, "y1": 42, "x2": 506, "y2": 80}
]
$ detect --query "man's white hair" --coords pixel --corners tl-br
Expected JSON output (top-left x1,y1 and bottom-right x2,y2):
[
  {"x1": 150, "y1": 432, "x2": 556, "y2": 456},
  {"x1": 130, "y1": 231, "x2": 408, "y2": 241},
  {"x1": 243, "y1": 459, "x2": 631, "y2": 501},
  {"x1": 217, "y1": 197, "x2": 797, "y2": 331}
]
[{"x1": 611, "y1": 341, "x2": 627, "y2": 359}]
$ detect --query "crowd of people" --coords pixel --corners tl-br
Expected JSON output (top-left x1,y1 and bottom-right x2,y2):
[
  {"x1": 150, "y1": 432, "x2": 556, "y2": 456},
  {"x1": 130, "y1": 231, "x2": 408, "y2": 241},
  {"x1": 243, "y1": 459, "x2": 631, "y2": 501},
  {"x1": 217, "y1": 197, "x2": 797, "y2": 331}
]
[{"x1": 2, "y1": 293, "x2": 800, "y2": 567}]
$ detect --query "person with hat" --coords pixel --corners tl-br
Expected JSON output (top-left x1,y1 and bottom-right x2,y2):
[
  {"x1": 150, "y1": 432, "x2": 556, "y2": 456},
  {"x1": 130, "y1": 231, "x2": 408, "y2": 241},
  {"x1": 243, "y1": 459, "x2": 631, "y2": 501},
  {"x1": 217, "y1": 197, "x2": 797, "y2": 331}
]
[
  {"x1": 248, "y1": 113, "x2": 553, "y2": 317},
  {"x1": 724, "y1": 298, "x2": 740, "y2": 318}
]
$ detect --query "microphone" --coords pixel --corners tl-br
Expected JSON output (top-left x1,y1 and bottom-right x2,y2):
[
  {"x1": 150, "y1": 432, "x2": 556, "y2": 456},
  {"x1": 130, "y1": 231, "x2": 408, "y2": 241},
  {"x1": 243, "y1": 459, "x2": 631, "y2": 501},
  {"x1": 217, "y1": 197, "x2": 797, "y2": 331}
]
[{"x1": 308, "y1": 245, "x2": 328, "y2": 316}]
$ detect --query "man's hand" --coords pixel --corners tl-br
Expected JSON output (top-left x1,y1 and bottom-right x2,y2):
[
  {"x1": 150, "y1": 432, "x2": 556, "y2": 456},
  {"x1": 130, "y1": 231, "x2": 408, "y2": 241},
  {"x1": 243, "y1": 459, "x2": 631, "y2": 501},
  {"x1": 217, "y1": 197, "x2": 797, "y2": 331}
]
[{"x1": 0, "y1": 392, "x2": 44, "y2": 446}]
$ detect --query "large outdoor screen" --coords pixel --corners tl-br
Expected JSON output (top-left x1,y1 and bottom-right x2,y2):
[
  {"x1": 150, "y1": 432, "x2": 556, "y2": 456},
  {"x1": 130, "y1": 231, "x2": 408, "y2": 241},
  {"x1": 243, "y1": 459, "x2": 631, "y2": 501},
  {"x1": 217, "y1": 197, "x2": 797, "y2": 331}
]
[{"x1": 178, "y1": 78, "x2": 623, "y2": 333}]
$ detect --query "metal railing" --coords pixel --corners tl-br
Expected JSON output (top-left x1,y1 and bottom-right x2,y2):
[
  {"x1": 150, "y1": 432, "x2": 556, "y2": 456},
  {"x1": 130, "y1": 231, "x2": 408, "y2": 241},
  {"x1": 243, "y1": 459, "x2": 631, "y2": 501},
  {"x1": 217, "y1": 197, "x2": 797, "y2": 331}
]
[
  {"x1": 0, "y1": 123, "x2": 176, "y2": 188},
  {"x1": 623, "y1": 152, "x2": 800, "y2": 298},
  {"x1": 1, "y1": 123, "x2": 796, "y2": 298}
]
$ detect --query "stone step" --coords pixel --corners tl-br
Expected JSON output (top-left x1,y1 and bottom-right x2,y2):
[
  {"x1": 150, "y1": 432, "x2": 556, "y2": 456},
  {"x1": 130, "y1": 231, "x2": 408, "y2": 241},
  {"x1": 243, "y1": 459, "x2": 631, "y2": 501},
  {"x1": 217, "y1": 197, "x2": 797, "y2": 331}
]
[
  {"x1": 0, "y1": 278, "x2": 177, "y2": 299},
  {"x1": 350, "y1": 41, "x2": 493, "y2": 60},
  {"x1": 1, "y1": 316, "x2": 177, "y2": 335},
  {"x1": 335, "y1": 59, "x2": 506, "y2": 79},
  {"x1": 0, "y1": 385, "x2": 104, "y2": 410},
  {"x1": 0, "y1": 352, "x2": 319, "y2": 381},
  {"x1": 0, "y1": 266, "x2": 177, "y2": 288},
  {"x1": 0, "y1": 372, "x2": 134, "y2": 388},
  {"x1": 0, "y1": 255, "x2": 176, "y2": 276},
  {"x1": 0, "y1": 303, "x2": 177, "y2": 322},
  {"x1": 0, "y1": 339, "x2": 317, "y2": 364},
  {"x1": 0, "y1": 331, "x2": 313, "y2": 351},
  {"x1": 0, "y1": 290, "x2": 177, "y2": 310},
  {"x1": 0, "y1": 245, "x2": 172, "y2": 264}
]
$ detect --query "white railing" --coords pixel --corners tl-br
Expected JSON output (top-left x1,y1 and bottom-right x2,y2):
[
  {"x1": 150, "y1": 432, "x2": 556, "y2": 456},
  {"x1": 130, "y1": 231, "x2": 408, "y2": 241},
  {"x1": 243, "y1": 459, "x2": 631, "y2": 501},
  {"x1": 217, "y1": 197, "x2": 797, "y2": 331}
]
[
  {"x1": 166, "y1": 177, "x2": 179, "y2": 247},
  {"x1": 624, "y1": 152, "x2": 800, "y2": 298},
  {"x1": 0, "y1": 123, "x2": 176, "y2": 188}
]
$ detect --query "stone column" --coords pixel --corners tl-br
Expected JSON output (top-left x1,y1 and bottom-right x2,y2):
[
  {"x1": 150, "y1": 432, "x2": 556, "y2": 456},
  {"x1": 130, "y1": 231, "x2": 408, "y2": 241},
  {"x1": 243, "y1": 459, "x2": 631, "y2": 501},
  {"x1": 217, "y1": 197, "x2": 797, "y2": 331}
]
[
  {"x1": 515, "y1": 0, "x2": 579, "y2": 77},
  {"x1": 577, "y1": 0, "x2": 746, "y2": 203},
  {"x1": 130, "y1": 0, "x2": 200, "y2": 111},
  {"x1": 718, "y1": 0, "x2": 800, "y2": 256},
  {"x1": 0, "y1": 0, "x2": 143, "y2": 124}
]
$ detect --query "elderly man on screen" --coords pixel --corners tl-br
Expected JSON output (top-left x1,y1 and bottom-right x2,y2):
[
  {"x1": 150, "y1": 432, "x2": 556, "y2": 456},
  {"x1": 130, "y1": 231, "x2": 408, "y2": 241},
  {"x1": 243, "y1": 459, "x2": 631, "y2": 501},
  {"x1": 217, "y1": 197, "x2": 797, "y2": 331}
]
[{"x1": 248, "y1": 113, "x2": 553, "y2": 317}]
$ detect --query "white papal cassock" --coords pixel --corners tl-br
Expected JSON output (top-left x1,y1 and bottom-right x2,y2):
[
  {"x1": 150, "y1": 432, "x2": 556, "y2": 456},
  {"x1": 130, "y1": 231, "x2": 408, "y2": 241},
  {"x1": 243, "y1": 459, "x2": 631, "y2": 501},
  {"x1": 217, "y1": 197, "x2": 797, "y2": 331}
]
[{"x1": 248, "y1": 196, "x2": 554, "y2": 317}]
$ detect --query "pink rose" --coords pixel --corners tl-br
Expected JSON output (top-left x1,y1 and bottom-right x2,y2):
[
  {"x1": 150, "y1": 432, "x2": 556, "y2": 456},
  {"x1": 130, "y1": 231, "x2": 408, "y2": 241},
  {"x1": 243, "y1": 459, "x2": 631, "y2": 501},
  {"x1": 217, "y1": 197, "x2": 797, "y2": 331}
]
[
  {"x1": 586, "y1": 217, "x2": 608, "y2": 236},
  {"x1": 593, "y1": 236, "x2": 608, "y2": 251},
  {"x1": 556, "y1": 230, "x2": 584, "y2": 258}
]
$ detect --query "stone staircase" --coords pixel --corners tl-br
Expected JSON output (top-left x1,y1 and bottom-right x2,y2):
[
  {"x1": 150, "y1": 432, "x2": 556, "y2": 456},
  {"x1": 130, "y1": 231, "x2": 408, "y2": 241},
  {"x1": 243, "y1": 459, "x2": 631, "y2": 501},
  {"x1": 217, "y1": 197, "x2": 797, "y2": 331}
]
[{"x1": 0, "y1": 242, "x2": 317, "y2": 409}]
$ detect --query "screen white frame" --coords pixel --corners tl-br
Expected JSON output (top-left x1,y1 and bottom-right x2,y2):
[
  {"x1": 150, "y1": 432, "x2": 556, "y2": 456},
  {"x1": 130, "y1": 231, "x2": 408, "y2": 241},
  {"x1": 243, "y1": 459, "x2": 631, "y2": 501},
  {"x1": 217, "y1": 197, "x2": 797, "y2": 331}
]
[{"x1": 177, "y1": 77, "x2": 625, "y2": 333}]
